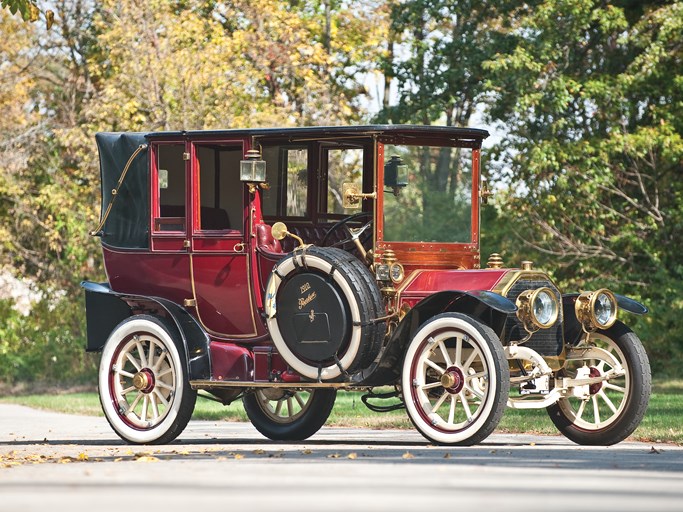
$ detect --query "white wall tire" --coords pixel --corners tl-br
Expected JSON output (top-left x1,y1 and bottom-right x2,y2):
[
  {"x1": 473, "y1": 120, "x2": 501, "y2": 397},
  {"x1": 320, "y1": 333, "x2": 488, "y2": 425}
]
[
  {"x1": 547, "y1": 321, "x2": 651, "y2": 445},
  {"x1": 402, "y1": 313, "x2": 509, "y2": 446},
  {"x1": 98, "y1": 315, "x2": 196, "y2": 444}
]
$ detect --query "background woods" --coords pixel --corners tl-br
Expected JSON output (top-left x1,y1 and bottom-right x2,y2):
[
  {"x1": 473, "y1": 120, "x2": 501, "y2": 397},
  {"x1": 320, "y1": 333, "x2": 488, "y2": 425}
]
[{"x1": 0, "y1": 0, "x2": 681, "y2": 384}]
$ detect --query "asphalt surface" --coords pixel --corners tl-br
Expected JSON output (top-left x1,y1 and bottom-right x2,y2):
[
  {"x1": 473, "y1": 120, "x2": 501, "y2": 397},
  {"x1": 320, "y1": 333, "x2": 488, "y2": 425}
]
[{"x1": 1, "y1": 403, "x2": 682, "y2": 511}]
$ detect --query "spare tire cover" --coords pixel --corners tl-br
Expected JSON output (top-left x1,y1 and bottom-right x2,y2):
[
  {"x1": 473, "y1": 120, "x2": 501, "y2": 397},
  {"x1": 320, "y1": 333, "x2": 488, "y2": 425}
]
[{"x1": 265, "y1": 247, "x2": 383, "y2": 381}]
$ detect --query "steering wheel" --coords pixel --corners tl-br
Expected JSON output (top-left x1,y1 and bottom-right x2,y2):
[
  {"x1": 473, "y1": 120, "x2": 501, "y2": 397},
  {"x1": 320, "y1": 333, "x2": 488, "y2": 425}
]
[{"x1": 321, "y1": 211, "x2": 373, "y2": 250}]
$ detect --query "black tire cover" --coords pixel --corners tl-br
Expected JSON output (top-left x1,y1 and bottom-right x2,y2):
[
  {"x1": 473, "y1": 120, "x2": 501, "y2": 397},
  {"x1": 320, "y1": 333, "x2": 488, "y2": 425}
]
[{"x1": 265, "y1": 246, "x2": 385, "y2": 381}]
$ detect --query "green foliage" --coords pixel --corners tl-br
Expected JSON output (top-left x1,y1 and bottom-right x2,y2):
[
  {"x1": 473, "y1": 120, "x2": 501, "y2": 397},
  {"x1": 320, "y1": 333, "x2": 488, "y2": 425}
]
[
  {"x1": 0, "y1": 298, "x2": 97, "y2": 384},
  {"x1": 1, "y1": 0, "x2": 36, "y2": 20},
  {"x1": 481, "y1": 0, "x2": 683, "y2": 375},
  {"x1": 0, "y1": 1, "x2": 387, "y2": 384}
]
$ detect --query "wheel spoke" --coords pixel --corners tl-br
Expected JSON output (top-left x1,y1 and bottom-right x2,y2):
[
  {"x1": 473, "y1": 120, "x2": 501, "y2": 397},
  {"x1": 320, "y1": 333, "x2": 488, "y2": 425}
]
[
  {"x1": 603, "y1": 382, "x2": 626, "y2": 394},
  {"x1": 459, "y1": 391, "x2": 473, "y2": 421},
  {"x1": 447, "y1": 395, "x2": 456, "y2": 425},
  {"x1": 455, "y1": 336, "x2": 463, "y2": 367},
  {"x1": 592, "y1": 395, "x2": 601, "y2": 426},
  {"x1": 424, "y1": 358, "x2": 445, "y2": 375},
  {"x1": 153, "y1": 388, "x2": 169, "y2": 408},
  {"x1": 421, "y1": 381, "x2": 443, "y2": 390},
  {"x1": 463, "y1": 348, "x2": 479, "y2": 371},
  {"x1": 157, "y1": 367, "x2": 173, "y2": 379},
  {"x1": 125, "y1": 391, "x2": 143, "y2": 414},
  {"x1": 575, "y1": 398, "x2": 587, "y2": 420},
  {"x1": 125, "y1": 353, "x2": 142, "y2": 372},
  {"x1": 150, "y1": 393, "x2": 160, "y2": 420},
  {"x1": 430, "y1": 392, "x2": 449, "y2": 415},
  {"x1": 117, "y1": 369, "x2": 136, "y2": 379},
  {"x1": 274, "y1": 399, "x2": 284, "y2": 416},
  {"x1": 598, "y1": 389, "x2": 618, "y2": 415},
  {"x1": 140, "y1": 395, "x2": 149, "y2": 422},
  {"x1": 294, "y1": 393, "x2": 306, "y2": 408},
  {"x1": 147, "y1": 339, "x2": 156, "y2": 369},
  {"x1": 464, "y1": 383, "x2": 484, "y2": 400},
  {"x1": 287, "y1": 397, "x2": 294, "y2": 417},
  {"x1": 437, "y1": 340, "x2": 452, "y2": 367},
  {"x1": 136, "y1": 341, "x2": 148, "y2": 368},
  {"x1": 156, "y1": 380, "x2": 174, "y2": 391},
  {"x1": 121, "y1": 385, "x2": 137, "y2": 395},
  {"x1": 153, "y1": 350, "x2": 168, "y2": 372}
]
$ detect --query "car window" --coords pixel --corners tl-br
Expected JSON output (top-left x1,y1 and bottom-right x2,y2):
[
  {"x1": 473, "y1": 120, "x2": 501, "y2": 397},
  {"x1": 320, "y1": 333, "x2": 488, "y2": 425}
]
[
  {"x1": 262, "y1": 146, "x2": 309, "y2": 218},
  {"x1": 155, "y1": 143, "x2": 186, "y2": 232}
]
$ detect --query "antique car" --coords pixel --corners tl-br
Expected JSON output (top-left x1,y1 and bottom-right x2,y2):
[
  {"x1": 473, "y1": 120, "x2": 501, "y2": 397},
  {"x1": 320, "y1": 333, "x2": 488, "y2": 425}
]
[{"x1": 82, "y1": 125, "x2": 651, "y2": 446}]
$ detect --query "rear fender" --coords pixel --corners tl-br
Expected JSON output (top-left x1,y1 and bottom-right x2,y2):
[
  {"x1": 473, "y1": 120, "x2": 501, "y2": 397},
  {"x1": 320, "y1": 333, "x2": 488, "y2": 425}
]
[
  {"x1": 352, "y1": 290, "x2": 516, "y2": 386},
  {"x1": 81, "y1": 281, "x2": 211, "y2": 380}
]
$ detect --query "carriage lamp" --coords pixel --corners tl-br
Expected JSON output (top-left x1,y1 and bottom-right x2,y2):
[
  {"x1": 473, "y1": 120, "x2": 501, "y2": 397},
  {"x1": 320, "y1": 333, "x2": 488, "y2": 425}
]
[
  {"x1": 240, "y1": 149, "x2": 267, "y2": 183},
  {"x1": 575, "y1": 288, "x2": 618, "y2": 332},
  {"x1": 516, "y1": 287, "x2": 559, "y2": 332}
]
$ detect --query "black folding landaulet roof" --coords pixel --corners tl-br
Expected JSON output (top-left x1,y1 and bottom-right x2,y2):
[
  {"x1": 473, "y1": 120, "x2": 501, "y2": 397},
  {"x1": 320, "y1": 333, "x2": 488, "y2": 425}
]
[{"x1": 95, "y1": 132, "x2": 149, "y2": 249}]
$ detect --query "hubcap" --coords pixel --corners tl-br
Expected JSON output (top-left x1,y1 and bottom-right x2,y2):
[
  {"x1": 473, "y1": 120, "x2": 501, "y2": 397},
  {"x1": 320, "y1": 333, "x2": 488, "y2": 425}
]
[
  {"x1": 440, "y1": 366, "x2": 465, "y2": 394},
  {"x1": 133, "y1": 369, "x2": 155, "y2": 394}
]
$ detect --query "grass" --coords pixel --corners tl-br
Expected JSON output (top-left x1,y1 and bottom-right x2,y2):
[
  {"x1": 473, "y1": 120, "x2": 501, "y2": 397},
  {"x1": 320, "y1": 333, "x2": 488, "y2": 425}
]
[{"x1": 1, "y1": 381, "x2": 680, "y2": 444}]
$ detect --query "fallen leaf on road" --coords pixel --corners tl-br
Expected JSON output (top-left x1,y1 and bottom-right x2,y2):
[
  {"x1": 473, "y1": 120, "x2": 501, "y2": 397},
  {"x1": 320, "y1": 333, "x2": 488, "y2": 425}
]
[{"x1": 402, "y1": 452, "x2": 414, "y2": 459}]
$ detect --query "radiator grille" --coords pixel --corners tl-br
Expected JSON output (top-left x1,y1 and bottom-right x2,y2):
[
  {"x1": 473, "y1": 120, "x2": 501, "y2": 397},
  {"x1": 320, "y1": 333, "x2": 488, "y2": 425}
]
[{"x1": 503, "y1": 278, "x2": 564, "y2": 356}]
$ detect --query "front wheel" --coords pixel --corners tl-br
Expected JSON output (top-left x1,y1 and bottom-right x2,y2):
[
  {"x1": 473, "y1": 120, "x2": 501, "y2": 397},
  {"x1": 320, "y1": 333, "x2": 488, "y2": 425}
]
[
  {"x1": 98, "y1": 315, "x2": 196, "y2": 444},
  {"x1": 547, "y1": 322, "x2": 651, "y2": 445},
  {"x1": 243, "y1": 388, "x2": 336, "y2": 441},
  {"x1": 402, "y1": 313, "x2": 509, "y2": 446}
]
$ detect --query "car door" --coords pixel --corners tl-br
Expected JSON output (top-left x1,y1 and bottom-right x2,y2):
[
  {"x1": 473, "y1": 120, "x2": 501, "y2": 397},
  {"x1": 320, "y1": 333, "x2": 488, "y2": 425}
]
[{"x1": 188, "y1": 140, "x2": 263, "y2": 339}]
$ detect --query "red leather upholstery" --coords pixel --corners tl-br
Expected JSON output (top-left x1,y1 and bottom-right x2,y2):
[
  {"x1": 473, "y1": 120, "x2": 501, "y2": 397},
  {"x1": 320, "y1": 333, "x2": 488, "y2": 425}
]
[{"x1": 255, "y1": 223, "x2": 282, "y2": 255}]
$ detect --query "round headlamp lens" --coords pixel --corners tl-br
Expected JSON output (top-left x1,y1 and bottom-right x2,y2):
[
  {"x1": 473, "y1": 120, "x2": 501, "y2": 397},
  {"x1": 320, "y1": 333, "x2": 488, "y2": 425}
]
[
  {"x1": 594, "y1": 291, "x2": 616, "y2": 327},
  {"x1": 533, "y1": 289, "x2": 558, "y2": 327}
]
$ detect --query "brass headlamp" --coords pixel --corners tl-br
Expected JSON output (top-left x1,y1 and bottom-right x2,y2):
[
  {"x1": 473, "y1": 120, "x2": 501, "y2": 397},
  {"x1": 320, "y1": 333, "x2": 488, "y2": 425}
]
[
  {"x1": 575, "y1": 288, "x2": 618, "y2": 332},
  {"x1": 516, "y1": 287, "x2": 559, "y2": 332}
]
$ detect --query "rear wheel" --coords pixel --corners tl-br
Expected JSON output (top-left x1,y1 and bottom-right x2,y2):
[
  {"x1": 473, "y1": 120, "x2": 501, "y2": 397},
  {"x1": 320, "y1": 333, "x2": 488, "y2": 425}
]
[
  {"x1": 243, "y1": 388, "x2": 336, "y2": 441},
  {"x1": 402, "y1": 313, "x2": 509, "y2": 446},
  {"x1": 98, "y1": 315, "x2": 196, "y2": 444},
  {"x1": 547, "y1": 322, "x2": 650, "y2": 445}
]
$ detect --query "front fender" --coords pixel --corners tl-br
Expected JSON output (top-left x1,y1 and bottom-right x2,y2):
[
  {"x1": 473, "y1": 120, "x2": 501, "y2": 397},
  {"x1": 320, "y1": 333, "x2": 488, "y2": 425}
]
[
  {"x1": 351, "y1": 290, "x2": 515, "y2": 386},
  {"x1": 81, "y1": 281, "x2": 211, "y2": 380}
]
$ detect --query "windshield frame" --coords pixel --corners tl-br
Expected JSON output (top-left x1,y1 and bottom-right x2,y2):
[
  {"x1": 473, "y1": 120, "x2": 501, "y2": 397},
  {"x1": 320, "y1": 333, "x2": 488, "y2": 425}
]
[{"x1": 374, "y1": 136, "x2": 481, "y2": 268}]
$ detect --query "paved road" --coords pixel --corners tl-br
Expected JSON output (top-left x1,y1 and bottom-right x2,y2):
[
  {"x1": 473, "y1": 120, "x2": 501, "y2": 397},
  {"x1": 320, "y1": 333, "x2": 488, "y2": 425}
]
[{"x1": 1, "y1": 403, "x2": 682, "y2": 511}]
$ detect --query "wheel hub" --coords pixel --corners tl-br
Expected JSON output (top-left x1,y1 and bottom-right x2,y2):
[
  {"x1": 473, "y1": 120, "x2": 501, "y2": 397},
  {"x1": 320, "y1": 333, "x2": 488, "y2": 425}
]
[
  {"x1": 588, "y1": 367, "x2": 603, "y2": 395},
  {"x1": 440, "y1": 367, "x2": 465, "y2": 394},
  {"x1": 133, "y1": 369, "x2": 155, "y2": 394}
]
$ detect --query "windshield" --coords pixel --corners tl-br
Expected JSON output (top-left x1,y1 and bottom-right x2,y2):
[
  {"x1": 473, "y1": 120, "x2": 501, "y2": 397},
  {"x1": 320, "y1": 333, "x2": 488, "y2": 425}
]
[{"x1": 382, "y1": 144, "x2": 473, "y2": 243}]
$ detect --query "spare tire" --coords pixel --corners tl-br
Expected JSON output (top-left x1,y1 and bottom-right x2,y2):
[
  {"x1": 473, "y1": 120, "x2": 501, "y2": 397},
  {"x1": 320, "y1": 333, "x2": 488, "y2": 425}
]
[{"x1": 265, "y1": 246, "x2": 385, "y2": 381}]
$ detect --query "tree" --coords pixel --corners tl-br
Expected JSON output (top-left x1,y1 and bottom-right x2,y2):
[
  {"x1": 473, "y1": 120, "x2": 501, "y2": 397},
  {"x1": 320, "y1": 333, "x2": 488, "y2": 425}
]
[{"x1": 485, "y1": 0, "x2": 683, "y2": 373}]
